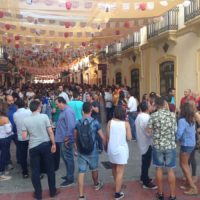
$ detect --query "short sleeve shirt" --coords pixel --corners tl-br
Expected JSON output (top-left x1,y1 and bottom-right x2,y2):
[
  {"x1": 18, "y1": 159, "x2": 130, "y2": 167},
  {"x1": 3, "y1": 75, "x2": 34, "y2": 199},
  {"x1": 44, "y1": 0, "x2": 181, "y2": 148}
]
[
  {"x1": 76, "y1": 117, "x2": 101, "y2": 155},
  {"x1": 22, "y1": 113, "x2": 51, "y2": 149},
  {"x1": 147, "y1": 108, "x2": 177, "y2": 150}
]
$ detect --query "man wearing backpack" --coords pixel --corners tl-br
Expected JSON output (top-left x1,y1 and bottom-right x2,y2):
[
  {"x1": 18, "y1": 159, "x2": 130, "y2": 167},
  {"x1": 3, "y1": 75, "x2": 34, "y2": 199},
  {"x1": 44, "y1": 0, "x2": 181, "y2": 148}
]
[{"x1": 74, "y1": 102, "x2": 106, "y2": 200}]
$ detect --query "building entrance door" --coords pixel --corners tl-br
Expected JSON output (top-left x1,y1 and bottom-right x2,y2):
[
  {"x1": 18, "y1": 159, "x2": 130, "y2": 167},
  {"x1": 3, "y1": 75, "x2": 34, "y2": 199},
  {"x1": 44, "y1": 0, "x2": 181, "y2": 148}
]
[
  {"x1": 160, "y1": 61, "x2": 174, "y2": 96},
  {"x1": 131, "y1": 69, "x2": 140, "y2": 100}
]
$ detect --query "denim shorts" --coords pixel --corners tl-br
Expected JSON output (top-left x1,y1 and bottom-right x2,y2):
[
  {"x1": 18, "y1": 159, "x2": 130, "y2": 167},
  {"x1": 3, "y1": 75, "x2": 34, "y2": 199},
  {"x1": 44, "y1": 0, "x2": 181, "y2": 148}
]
[
  {"x1": 78, "y1": 152, "x2": 99, "y2": 173},
  {"x1": 180, "y1": 146, "x2": 195, "y2": 154},
  {"x1": 152, "y1": 148, "x2": 176, "y2": 168}
]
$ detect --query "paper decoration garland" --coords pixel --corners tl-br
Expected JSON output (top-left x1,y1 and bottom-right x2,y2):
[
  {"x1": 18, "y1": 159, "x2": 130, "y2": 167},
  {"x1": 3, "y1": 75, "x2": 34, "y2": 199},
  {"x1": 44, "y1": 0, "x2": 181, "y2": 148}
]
[{"x1": 66, "y1": 1, "x2": 72, "y2": 10}]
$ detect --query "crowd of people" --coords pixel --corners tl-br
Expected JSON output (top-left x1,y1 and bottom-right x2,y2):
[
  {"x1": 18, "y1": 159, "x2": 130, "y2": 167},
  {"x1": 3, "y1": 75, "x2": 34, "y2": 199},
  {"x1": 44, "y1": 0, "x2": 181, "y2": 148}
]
[{"x1": 0, "y1": 83, "x2": 200, "y2": 200}]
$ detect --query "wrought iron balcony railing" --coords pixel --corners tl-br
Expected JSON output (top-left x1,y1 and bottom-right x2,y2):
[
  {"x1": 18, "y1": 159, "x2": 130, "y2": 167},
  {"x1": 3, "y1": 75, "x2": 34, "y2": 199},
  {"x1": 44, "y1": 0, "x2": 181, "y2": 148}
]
[
  {"x1": 184, "y1": 0, "x2": 200, "y2": 23},
  {"x1": 147, "y1": 7, "x2": 179, "y2": 39},
  {"x1": 107, "y1": 43, "x2": 122, "y2": 57},
  {"x1": 121, "y1": 32, "x2": 141, "y2": 51}
]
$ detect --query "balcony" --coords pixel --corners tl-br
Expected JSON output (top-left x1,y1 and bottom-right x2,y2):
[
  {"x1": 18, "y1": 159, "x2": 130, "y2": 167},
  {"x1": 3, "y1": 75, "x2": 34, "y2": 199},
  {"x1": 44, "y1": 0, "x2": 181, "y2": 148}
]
[
  {"x1": 121, "y1": 32, "x2": 141, "y2": 51},
  {"x1": 184, "y1": 0, "x2": 200, "y2": 23},
  {"x1": 106, "y1": 32, "x2": 140, "y2": 58},
  {"x1": 147, "y1": 7, "x2": 179, "y2": 40},
  {"x1": 107, "y1": 43, "x2": 122, "y2": 57}
]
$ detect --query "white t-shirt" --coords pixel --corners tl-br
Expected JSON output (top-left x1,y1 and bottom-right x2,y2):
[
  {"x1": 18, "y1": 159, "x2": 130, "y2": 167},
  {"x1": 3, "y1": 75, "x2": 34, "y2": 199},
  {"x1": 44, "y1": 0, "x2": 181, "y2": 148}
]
[
  {"x1": 26, "y1": 91, "x2": 35, "y2": 99},
  {"x1": 104, "y1": 92, "x2": 113, "y2": 108},
  {"x1": 135, "y1": 112, "x2": 152, "y2": 155},
  {"x1": 128, "y1": 96, "x2": 137, "y2": 112},
  {"x1": 14, "y1": 108, "x2": 32, "y2": 141}
]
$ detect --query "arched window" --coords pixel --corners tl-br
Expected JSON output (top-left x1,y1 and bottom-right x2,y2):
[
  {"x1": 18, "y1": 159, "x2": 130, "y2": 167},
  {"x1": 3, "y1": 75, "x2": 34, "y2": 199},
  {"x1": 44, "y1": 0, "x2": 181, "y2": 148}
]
[
  {"x1": 160, "y1": 61, "x2": 174, "y2": 96},
  {"x1": 131, "y1": 69, "x2": 140, "y2": 100},
  {"x1": 116, "y1": 72, "x2": 122, "y2": 85}
]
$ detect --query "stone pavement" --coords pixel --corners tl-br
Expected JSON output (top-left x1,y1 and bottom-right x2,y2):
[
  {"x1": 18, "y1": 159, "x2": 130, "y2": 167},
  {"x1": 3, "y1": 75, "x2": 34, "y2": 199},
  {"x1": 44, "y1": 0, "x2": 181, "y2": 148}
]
[
  {"x1": 0, "y1": 141, "x2": 200, "y2": 200},
  {"x1": 0, "y1": 178, "x2": 200, "y2": 200}
]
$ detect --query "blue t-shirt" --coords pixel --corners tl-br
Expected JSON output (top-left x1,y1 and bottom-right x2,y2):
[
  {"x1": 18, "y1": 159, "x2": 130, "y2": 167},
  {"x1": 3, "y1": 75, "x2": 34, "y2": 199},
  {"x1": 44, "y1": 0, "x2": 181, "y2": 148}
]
[{"x1": 76, "y1": 116, "x2": 101, "y2": 155}]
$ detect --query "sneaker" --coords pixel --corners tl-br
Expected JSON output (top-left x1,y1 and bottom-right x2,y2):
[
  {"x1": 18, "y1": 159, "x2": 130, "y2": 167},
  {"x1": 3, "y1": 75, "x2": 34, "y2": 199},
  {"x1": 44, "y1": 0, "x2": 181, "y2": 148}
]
[
  {"x1": 94, "y1": 180, "x2": 103, "y2": 190},
  {"x1": 115, "y1": 192, "x2": 124, "y2": 200},
  {"x1": 169, "y1": 195, "x2": 177, "y2": 200},
  {"x1": 23, "y1": 174, "x2": 29, "y2": 179},
  {"x1": 143, "y1": 182, "x2": 157, "y2": 190},
  {"x1": 0, "y1": 175, "x2": 11, "y2": 181},
  {"x1": 61, "y1": 176, "x2": 67, "y2": 180},
  {"x1": 155, "y1": 193, "x2": 164, "y2": 200},
  {"x1": 6, "y1": 164, "x2": 14, "y2": 170},
  {"x1": 79, "y1": 196, "x2": 86, "y2": 200},
  {"x1": 60, "y1": 180, "x2": 74, "y2": 187},
  {"x1": 140, "y1": 178, "x2": 153, "y2": 184}
]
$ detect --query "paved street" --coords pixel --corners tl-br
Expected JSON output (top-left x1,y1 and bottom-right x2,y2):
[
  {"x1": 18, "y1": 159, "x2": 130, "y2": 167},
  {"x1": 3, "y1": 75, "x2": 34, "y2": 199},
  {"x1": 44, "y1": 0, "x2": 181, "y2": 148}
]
[{"x1": 0, "y1": 141, "x2": 200, "y2": 199}]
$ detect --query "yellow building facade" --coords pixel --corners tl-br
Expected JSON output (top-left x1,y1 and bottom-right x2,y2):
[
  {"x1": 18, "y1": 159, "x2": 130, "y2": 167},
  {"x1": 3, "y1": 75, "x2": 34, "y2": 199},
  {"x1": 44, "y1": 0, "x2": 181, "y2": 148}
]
[{"x1": 91, "y1": 4, "x2": 200, "y2": 106}]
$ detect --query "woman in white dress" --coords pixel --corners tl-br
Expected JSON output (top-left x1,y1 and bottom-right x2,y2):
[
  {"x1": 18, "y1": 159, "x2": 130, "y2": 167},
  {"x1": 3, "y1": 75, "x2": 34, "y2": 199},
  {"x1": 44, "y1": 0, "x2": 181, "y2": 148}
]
[{"x1": 106, "y1": 106, "x2": 132, "y2": 200}]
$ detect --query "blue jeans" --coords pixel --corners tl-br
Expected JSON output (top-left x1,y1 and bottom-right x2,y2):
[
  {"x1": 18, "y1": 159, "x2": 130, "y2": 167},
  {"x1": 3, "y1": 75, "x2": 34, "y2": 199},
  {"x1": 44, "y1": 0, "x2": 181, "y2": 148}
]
[
  {"x1": 152, "y1": 148, "x2": 176, "y2": 168},
  {"x1": 78, "y1": 151, "x2": 99, "y2": 173},
  {"x1": 180, "y1": 146, "x2": 195, "y2": 154},
  {"x1": 60, "y1": 142, "x2": 74, "y2": 182},
  {"x1": 128, "y1": 112, "x2": 137, "y2": 140},
  {"x1": 0, "y1": 137, "x2": 10, "y2": 173}
]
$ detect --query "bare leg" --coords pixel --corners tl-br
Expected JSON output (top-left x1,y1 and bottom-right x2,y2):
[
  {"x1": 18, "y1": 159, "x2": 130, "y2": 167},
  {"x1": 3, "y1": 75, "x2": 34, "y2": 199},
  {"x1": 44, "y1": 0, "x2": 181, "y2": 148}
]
[
  {"x1": 115, "y1": 164, "x2": 125, "y2": 193},
  {"x1": 180, "y1": 152, "x2": 196, "y2": 189},
  {"x1": 112, "y1": 164, "x2": 116, "y2": 182},
  {"x1": 156, "y1": 167, "x2": 163, "y2": 195},
  {"x1": 78, "y1": 173, "x2": 85, "y2": 197},
  {"x1": 167, "y1": 168, "x2": 176, "y2": 197},
  {"x1": 91, "y1": 170, "x2": 98, "y2": 185}
]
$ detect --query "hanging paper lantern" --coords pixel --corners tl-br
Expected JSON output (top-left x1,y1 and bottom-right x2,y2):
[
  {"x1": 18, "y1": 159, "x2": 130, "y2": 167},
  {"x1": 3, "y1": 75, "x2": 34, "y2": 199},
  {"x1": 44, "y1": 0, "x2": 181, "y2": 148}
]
[
  {"x1": 65, "y1": 22, "x2": 71, "y2": 28},
  {"x1": 15, "y1": 35, "x2": 20, "y2": 40},
  {"x1": 82, "y1": 42, "x2": 86, "y2": 47},
  {"x1": 7, "y1": 38, "x2": 11, "y2": 43},
  {"x1": 96, "y1": 44, "x2": 101, "y2": 49},
  {"x1": 0, "y1": 11, "x2": 4, "y2": 18},
  {"x1": 115, "y1": 30, "x2": 120, "y2": 35},
  {"x1": 54, "y1": 48, "x2": 59, "y2": 53},
  {"x1": 139, "y1": 3, "x2": 147, "y2": 11},
  {"x1": 64, "y1": 32, "x2": 69, "y2": 38},
  {"x1": 27, "y1": 16, "x2": 34, "y2": 22},
  {"x1": 5, "y1": 24, "x2": 11, "y2": 30},
  {"x1": 65, "y1": 1, "x2": 72, "y2": 10},
  {"x1": 124, "y1": 21, "x2": 130, "y2": 28},
  {"x1": 45, "y1": 0, "x2": 53, "y2": 6},
  {"x1": 15, "y1": 44, "x2": 20, "y2": 49}
]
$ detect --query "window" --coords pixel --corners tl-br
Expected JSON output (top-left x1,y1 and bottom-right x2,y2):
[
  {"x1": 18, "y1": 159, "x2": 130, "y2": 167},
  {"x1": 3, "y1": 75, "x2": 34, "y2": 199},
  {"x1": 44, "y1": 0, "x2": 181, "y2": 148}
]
[
  {"x1": 116, "y1": 72, "x2": 122, "y2": 85},
  {"x1": 131, "y1": 69, "x2": 140, "y2": 100},
  {"x1": 160, "y1": 61, "x2": 174, "y2": 96}
]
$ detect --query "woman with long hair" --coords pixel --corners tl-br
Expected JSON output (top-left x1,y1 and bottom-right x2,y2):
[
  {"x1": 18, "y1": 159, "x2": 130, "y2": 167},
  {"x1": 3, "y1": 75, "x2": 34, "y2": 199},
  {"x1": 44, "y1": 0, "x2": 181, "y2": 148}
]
[
  {"x1": 176, "y1": 102, "x2": 198, "y2": 195},
  {"x1": 106, "y1": 106, "x2": 132, "y2": 200}
]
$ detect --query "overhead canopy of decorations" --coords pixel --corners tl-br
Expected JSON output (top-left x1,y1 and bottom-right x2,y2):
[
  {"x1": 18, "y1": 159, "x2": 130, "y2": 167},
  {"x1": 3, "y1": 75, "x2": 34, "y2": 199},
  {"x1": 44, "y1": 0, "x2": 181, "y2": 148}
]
[{"x1": 0, "y1": 0, "x2": 185, "y2": 76}]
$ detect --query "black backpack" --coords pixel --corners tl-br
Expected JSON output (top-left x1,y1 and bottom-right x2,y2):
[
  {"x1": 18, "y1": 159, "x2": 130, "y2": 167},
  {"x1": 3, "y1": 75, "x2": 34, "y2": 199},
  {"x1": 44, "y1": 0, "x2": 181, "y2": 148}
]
[{"x1": 77, "y1": 119, "x2": 95, "y2": 154}]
